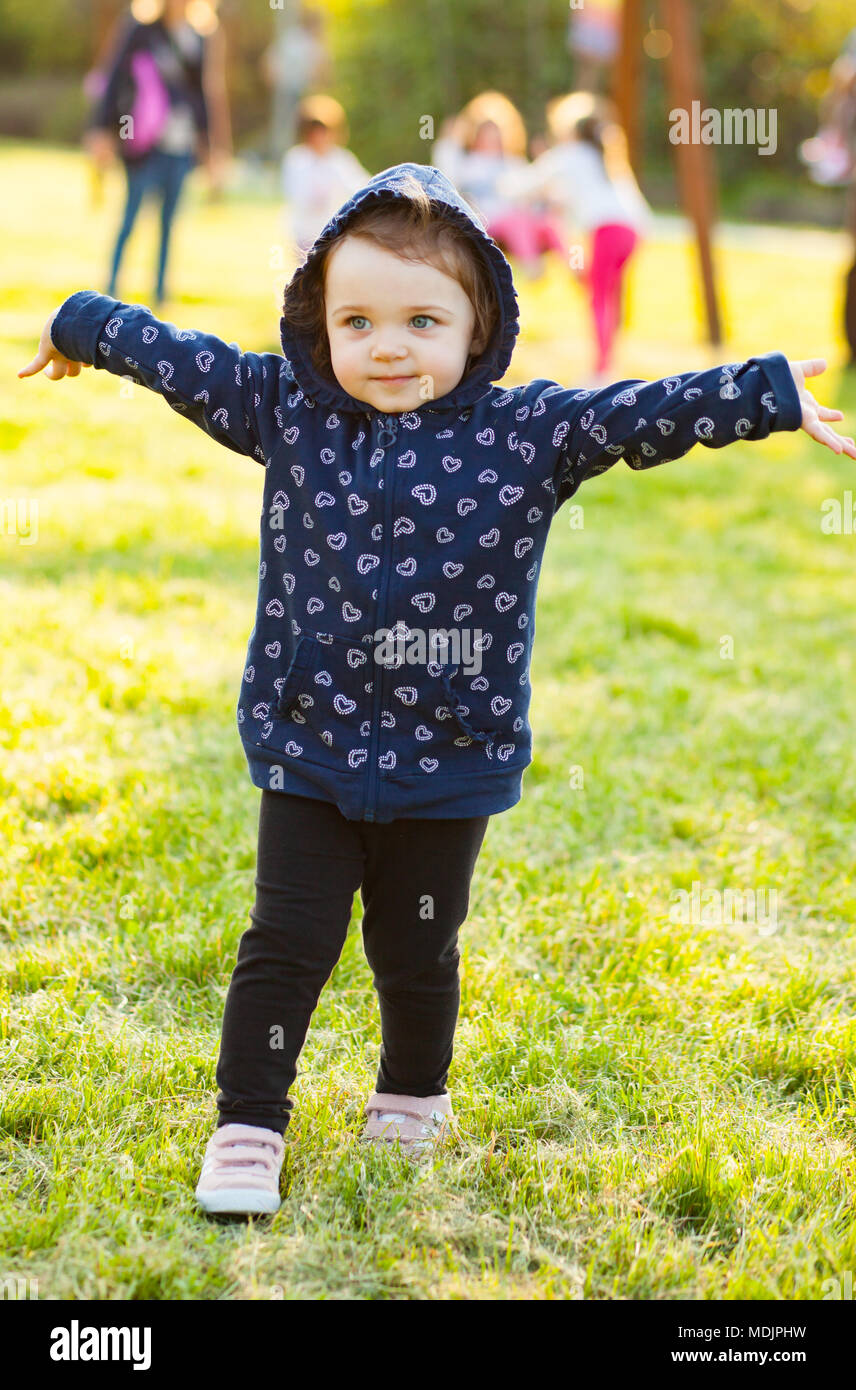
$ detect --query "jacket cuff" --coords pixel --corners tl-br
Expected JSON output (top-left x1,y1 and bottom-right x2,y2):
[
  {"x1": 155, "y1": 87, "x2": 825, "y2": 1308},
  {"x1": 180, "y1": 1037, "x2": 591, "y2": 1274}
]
[
  {"x1": 747, "y1": 350, "x2": 803, "y2": 432},
  {"x1": 50, "y1": 290, "x2": 119, "y2": 365}
]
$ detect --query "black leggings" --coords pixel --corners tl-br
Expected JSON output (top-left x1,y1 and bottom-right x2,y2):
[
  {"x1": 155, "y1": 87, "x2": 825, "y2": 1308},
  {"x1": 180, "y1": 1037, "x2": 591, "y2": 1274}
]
[{"x1": 215, "y1": 791, "x2": 490, "y2": 1135}]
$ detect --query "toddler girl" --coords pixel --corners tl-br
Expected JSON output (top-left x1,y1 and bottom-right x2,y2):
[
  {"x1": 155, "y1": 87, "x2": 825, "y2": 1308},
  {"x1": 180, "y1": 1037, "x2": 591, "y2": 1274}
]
[{"x1": 19, "y1": 163, "x2": 854, "y2": 1216}]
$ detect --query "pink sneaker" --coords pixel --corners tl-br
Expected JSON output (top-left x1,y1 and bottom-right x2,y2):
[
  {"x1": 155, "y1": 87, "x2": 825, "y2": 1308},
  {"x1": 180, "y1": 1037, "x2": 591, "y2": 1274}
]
[
  {"x1": 361, "y1": 1091, "x2": 456, "y2": 1159},
  {"x1": 195, "y1": 1123, "x2": 285, "y2": 1214}
]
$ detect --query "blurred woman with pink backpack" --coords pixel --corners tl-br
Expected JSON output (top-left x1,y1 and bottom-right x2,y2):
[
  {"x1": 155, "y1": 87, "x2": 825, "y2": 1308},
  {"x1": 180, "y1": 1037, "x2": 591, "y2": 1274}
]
[{"x1": 83, "y1": 0, "x2": 229, "y2": 307}]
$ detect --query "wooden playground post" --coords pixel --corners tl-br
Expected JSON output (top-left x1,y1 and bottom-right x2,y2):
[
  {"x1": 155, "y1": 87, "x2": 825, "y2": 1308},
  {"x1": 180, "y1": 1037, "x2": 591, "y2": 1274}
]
[
  {"x1": 614, "y1": 0, "x2": 644, "y2": 174},
  {"x1": 613, "y1": 0, "x2": 723, "y2": 346},
  {"x1": 660, "y1": 0, "x2": 723, "y2": 344}
]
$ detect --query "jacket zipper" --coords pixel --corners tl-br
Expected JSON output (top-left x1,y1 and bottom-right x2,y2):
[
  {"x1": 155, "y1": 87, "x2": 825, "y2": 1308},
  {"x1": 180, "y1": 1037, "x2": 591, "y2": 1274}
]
[{"x1": 364, "y1": 411, "x2": 399, "y2": 821}]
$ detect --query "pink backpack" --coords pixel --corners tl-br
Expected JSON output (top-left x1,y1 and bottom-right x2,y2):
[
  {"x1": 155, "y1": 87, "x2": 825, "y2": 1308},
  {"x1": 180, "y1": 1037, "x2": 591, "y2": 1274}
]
[{"x1": 124, "y1": 50, "x2": 171, "y2": 156}]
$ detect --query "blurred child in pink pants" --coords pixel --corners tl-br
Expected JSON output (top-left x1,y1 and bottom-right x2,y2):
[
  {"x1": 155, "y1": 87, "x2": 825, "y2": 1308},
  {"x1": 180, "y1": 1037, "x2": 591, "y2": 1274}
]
[{"x1": 499, "y1": 93, "x2": 650, "y2": 380}]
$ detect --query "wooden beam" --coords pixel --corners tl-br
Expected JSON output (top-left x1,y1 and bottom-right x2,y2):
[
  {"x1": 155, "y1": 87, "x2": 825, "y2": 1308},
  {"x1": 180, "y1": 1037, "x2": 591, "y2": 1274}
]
[
  {"x1": 613, "y1": 0, "x2": 645, "y2": 176},
  {"x1": 660, "y1": 0, "x2": 723, "y2": 344}
]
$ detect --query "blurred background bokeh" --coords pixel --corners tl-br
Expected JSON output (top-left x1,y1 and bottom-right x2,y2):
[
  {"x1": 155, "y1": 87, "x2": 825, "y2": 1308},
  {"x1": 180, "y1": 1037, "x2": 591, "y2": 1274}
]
[{"x1": 0, "y1": 0, "x2": 854, "y2": 219}]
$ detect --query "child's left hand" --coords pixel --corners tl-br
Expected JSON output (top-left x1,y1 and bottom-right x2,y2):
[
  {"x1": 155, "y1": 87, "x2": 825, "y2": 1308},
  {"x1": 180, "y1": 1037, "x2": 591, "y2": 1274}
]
[{"x1": 789, "y1": 358, "x2": 856, "y2": 459}]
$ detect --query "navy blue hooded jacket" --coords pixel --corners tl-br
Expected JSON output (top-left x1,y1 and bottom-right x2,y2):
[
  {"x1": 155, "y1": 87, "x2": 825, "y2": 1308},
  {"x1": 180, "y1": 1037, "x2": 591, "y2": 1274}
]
[{"x1": 50, "y1": 162, "x2": 804, "y2": 822}]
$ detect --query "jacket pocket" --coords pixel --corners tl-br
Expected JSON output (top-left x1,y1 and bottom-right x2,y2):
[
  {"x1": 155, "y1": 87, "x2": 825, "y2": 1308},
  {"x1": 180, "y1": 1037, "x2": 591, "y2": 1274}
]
[
  {"x1": 435, "y1": 661, "x2": 526, "y2": 767},
  {"x1": 271, "y1": 635, "x2": 317, "y2": 719},
  {"x1": 269, "y1": 629, "x2": 375, "y2": 768},
  {"x1": 435, "y1": 661, "x2": 501, "y2": 747}
]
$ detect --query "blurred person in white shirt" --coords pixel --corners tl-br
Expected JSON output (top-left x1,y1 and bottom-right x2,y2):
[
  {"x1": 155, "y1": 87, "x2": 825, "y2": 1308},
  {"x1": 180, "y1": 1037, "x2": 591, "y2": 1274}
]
[{"x1": 281, "y1": 96, "x2": 370, "y2": 259}]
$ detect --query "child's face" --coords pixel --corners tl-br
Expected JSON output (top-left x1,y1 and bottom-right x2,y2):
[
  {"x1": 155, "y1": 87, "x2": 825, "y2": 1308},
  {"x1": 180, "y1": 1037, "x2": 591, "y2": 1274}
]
[
  {"x1": 306, "y1": 124, "x2": 334, "y2": 152},
  {"x1": 323, "y1": 236, "x2": 483, "y2": 412},
  {"x1": 473, "y1": 120, "x2": 503, "y2": 154}
]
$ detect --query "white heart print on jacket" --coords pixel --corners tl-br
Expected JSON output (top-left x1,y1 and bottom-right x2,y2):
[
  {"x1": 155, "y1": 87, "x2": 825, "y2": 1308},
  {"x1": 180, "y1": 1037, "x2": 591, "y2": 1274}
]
[{"x1": 53, "y1": 163, "x2": 804, "y2": 822}]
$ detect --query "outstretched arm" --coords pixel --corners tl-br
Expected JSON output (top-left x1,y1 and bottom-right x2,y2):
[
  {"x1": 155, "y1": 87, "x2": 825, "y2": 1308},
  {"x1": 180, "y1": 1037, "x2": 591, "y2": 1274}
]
[
  {"x1": 19, "y1": 291, "x2": 292, "y2": 466},
  {"x1": 521, "y1": 352, "x2": 855, "y2": 512}
]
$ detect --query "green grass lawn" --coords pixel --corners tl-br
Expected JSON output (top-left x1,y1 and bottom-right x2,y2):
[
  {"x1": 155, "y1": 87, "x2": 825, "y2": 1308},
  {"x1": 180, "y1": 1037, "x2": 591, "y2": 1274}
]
[{"x1": 2, "y1": 141, "x2": 856, "y2": 1300}]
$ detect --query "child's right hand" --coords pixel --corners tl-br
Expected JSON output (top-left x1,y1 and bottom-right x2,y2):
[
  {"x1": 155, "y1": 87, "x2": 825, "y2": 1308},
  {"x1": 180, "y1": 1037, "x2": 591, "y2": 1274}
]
[{"x1": 17, "y1": 309, "x2": 90, "y2": 382}]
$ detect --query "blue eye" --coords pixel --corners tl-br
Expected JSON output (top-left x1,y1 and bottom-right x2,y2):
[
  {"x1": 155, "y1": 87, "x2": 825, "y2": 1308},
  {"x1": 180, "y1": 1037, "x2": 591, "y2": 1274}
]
[
  {"x1": 411, "y1": 315, "x2": 435, "y2": 328},
  {"x1": 347, "y1": 315, "x2": 369, "y2": 329}
]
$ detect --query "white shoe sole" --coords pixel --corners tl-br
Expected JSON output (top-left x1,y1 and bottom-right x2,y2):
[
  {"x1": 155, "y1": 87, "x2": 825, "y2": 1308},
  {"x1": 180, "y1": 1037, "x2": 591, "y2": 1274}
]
[{"x1": 195, "y1": 1186, "x2": 281, "y2": 1215}]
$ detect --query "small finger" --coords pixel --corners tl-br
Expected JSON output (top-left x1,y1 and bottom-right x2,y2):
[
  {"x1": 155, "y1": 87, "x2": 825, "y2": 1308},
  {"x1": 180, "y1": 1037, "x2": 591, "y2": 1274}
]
[
  {"x1": 805, "y1": 418, "x2": 840, "y2": 452},
  {"x1": 17, "y1": 356, "x2": 44, "y2": 378},
  {"x1": 796, "y1": 358, "x2": 827, "y2": 378},
  {"x1": 816, "y1": 406, "x2": 844, "y2": 421},
  {"x1": 821, "y1": 426, "x2": 844, "y2": 454},
  {"x1": 832, "y1": 431, "x2": 856, "y2": 459}
]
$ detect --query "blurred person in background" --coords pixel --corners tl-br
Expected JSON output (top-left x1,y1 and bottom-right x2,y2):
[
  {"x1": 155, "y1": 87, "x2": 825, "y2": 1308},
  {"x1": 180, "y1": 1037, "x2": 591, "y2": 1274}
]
[
  {"x1": 499, "y1": 92, "x2": 651, "y2": 382},
  {"x1": 83, "y1": 0, "x2": 230, "y2": 308},
  {"x1": 430, "y1": 113, "x2": 467, "y2": 186},
  {"x1": 261, "y1": 4, "x2": 330, "y2": 168},
  {"x1": 446, "y1": 92, "x2": 567, "y2": 281},
  {"x1": 566, "y1": 0, "x2": 622, "y2": 94},
  {"x1": 800, "y1": 28, "x2": 856, "y2": 367},
  {"x1": 281, "y1": 95, "x2": 369, "y2": 259}
]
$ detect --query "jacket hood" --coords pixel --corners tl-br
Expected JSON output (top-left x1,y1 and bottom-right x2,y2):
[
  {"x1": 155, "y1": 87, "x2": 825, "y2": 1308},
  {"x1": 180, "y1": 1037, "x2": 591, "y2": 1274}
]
[{"x1": 279, "y1": 161, "x2": 520, "y2": 414}]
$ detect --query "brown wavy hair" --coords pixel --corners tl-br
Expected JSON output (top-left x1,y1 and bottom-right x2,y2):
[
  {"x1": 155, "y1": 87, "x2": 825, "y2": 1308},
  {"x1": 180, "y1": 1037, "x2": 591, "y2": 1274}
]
[{"x1": 281, "y1": 172, "x2": 500, "y2": 392}]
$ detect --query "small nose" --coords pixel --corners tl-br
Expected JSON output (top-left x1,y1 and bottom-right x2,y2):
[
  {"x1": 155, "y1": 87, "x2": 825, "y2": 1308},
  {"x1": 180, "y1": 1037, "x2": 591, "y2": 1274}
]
[{"x1": 371, "y1": 335, "x2": 407, "y2": 362}]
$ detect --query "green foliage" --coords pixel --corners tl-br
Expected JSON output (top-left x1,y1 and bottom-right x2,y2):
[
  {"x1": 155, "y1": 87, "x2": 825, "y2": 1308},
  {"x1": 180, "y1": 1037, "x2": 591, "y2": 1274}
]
[
  {"x1": 0, "y1": 0, "x2": 92, "y2": 75},
  {"x1": 322, "y1": 0, "x2": 572, "y2": 166}
]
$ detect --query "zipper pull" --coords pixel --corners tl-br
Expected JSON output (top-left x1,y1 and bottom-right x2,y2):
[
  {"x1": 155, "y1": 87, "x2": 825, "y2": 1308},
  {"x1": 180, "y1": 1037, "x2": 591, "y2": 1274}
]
[{"x1": 377, "y1": 413, "x2": 398, "y2": 449}]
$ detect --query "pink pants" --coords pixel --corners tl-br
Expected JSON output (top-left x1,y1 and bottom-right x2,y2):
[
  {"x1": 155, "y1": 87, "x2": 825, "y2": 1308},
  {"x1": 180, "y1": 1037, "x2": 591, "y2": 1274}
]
[
  {"x1": 487, "y1": 207, "x2": 567, "y2": 264},
  {"x1": 588, "y1": 222, "x2": 639, "y2": 373}
]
